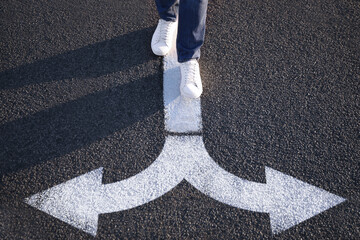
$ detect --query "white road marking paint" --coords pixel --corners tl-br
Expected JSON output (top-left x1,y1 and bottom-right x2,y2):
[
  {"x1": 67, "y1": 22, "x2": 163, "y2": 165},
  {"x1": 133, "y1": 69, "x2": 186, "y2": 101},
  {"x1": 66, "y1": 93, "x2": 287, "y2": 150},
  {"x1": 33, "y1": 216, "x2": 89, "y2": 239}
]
[
  {"x1": 26, "y1": 136, "x2": 186, "y2": 236},
  {"x1": 163, "y1": 21, "x2": 202, "y2": 133},
  {"x1": 25, "y1": 136, "x2": 345, "y2": 236},
  {"x1": 25, "y1": 26, "x2": 346, "y2": 236}
]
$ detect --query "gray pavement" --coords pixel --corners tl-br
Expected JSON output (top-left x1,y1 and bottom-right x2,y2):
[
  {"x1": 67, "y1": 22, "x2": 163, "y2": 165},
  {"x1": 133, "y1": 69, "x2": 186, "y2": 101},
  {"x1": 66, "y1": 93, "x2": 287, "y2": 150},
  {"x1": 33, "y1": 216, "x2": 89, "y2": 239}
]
[{"x1": 1, "y1": 0, "x2": 359, "y2": 239}]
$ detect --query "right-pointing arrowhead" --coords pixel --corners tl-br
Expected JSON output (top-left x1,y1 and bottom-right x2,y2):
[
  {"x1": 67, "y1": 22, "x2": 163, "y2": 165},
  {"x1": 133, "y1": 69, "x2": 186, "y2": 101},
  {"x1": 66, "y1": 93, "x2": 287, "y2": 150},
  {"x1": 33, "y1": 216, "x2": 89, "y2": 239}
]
[
  {"x1": 265, "y1": 167, "x2": 346, "y2": 234},
  {"x1": 25, "y1": 168, "x2": 104, "y2": 236}
]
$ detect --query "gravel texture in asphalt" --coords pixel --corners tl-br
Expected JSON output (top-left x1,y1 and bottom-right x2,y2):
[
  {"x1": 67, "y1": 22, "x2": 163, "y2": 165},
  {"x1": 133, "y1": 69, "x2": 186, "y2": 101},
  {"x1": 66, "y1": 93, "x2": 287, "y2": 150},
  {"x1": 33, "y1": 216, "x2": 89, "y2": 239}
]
[{"x1": 1, "y1": 0, "x2": 359, "y2": 239}]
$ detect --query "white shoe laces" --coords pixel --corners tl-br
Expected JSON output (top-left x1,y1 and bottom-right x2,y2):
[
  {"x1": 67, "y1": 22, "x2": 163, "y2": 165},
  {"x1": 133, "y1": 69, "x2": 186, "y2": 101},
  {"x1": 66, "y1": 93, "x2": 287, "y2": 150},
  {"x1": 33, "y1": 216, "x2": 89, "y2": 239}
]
[
  {"x1": 183, "y1": 61, "x2": 198, "y2": 86},
  {"x1": 159, "y1": 20, "x2": 174, "y2": 43}
]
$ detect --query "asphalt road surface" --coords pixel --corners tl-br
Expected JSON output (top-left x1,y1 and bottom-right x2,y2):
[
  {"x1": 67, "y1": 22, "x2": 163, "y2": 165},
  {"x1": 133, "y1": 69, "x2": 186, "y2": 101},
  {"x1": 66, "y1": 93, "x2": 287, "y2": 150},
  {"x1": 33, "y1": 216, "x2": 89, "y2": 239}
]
[{"x1": 1, "y1": 0, "x2": 359, "y2": 239}]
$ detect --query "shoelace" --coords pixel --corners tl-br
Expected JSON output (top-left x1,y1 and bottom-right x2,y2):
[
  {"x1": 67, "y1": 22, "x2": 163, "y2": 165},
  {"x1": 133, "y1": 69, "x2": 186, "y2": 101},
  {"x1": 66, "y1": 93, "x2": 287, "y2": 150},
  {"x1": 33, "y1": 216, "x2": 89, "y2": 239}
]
[
  {"x1": 160, "y1": 20, "x2": 173, "y2": 43},
  {"x1": 183, "y1": 61, "x2": 197, "y2": 86}
]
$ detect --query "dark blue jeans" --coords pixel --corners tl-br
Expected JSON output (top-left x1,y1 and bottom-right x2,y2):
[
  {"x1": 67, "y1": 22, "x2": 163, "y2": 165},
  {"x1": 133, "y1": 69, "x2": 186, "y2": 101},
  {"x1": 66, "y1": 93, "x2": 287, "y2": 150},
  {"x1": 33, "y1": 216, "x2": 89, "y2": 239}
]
[{"x1": 155, "y1": 0, "x2": 208, "y2": 62}]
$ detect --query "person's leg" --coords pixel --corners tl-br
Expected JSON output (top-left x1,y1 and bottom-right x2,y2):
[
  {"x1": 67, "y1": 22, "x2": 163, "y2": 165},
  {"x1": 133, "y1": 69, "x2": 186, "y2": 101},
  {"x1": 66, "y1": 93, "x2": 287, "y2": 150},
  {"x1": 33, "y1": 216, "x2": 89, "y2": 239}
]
[
  {"x1": 155, "y1": 0, "x2": 178, "y2": 22},
  {"x1": 177, "y1": 0, "x2": 208, "y2": 99},
  {"x1": 177, "y1": 0, "x2": 208, "y2": 62}
]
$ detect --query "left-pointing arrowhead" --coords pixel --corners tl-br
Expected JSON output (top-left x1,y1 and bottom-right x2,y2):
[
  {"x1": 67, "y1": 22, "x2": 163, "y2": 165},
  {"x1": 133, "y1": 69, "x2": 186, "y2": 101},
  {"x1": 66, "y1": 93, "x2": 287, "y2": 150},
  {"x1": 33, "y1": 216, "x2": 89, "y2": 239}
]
[
  {"x1": 265, "y1": 167, "x2": 346, "y2": 234},
  {"x1": 25, "y1": 168, "x2": 104, "y2": 236}
]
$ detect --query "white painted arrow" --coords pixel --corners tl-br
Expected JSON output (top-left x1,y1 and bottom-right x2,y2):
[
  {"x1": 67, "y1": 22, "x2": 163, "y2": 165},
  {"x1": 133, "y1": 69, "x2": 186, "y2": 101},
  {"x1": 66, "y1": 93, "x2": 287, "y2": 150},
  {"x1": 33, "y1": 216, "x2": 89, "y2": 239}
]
[
  {"x1": 25, "y1": 25, "x2": 346, "y2": 236},
  {"x1": 183, "y1": 138, "x2": 346, "y2": 234},
  {"x1": 25, "y1": 136, "x2": 186, "y2": 236},
  {"x1": 25, "y1": 136, "x2": 346, "y2": 236}
]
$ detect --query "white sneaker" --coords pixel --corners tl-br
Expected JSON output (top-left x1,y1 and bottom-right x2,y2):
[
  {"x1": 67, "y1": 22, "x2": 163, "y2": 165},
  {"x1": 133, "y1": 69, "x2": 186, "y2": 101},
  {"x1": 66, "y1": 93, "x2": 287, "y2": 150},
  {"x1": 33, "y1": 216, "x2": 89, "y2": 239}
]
[
  {"x1": 180, "y1": 59, "x2": 203, "y2": 99},
  {"x1": 151, "y1": 19, "x2": 177, "y2": 56}
]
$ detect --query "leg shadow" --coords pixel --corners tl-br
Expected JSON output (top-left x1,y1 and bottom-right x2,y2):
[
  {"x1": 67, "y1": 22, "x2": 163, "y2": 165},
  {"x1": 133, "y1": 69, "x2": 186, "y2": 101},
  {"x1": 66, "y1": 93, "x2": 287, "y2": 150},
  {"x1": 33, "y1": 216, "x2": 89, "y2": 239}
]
[
  {"x1": 0, "y1": 27, "x2": 155, "y2": 90},
  {"x1": 0, "y1": 74, "x2": 163, "y2": 177},
  {"x1": 0, "y1": 27, "x2": 164, "y2": 177}
]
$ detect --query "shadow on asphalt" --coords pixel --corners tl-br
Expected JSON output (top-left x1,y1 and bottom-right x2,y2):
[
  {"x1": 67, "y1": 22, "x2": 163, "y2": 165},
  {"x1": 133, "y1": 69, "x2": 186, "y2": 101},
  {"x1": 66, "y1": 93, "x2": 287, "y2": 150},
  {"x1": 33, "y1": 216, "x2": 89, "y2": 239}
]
[
  {"x1": 0, "y1": 27, "x2": 163, "y2": 177},
  {"x1": 0, "y1": 27, "x2": 155, "y2": 90}
]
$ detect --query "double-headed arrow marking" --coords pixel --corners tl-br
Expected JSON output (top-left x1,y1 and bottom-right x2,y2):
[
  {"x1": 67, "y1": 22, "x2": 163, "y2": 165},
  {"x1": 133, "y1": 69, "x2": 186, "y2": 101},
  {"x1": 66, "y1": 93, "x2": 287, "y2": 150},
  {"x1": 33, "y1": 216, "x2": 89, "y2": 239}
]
[
  {"x1": 25, "y1": 136, "x2": 346, "y2": 236},
  {"x1": 25, "y1": 26, "x2": 346, "y2": 236}
]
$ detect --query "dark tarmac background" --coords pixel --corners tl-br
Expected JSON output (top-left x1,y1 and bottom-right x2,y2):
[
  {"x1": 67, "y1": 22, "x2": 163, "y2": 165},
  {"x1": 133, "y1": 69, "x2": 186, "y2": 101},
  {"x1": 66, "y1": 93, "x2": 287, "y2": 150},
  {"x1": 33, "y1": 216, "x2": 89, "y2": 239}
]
[{"x1": 0, "y1": 0, "x2": 359, "y2": 239}]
